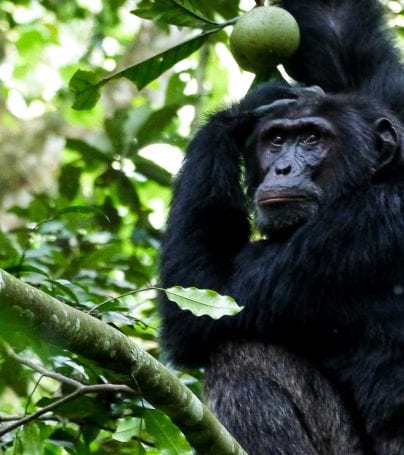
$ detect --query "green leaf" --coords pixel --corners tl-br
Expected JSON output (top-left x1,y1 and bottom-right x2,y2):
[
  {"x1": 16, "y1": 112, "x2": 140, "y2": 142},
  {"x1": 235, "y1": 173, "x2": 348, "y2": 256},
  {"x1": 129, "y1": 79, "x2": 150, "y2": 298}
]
[
  {"x1": 204, "y1": 0, "x2": 240, "y2": 20},
  {"x1": 119, "y1": 31, "x2": 216, "y2": 90},
  {"x1": 20, "y1": 422, "x2": 43, "y2": 455},
  {"x1": 144, "y1": 409, "x2": 192, "y2": 455},
  {"x1": 132, "y1": 0, "x2": 219, "y2": 30},
  {"x1": 0, "y1": 232, "x2": 20, "y2": 266},
  {"x1": 105, "y1": 105, "x2": 152, "y2": 153},
  {"x1": 59, "y1": 164, "x2": 81, "y2": 200},
  {"x1": 136, "y1": 105, "x2": 180, "y2": 148},
  {"x1": 45, "y1": 279, "x2": 80, "y2": 304},
  {"x1": 165, "y1": 286, "x2": 243, "y2": 319},
  {"x1": 69, "y1": 70, "x2": 102, "y2": 110},
  {"x1": 134, "y1": 156, "x2": 172, "y2": 186},
  {"x1": 37, "y1": 396, "x2": 105, "y2": 419},
  {"x1": 113, "y1": 417, "x2": 143, "y2": 443},
  {"x1": 6, "y1": 265, "x2": 50, "y2": 278},
  {"x1": 65, "y1": 138, "x2": 111, "y2": 163}
]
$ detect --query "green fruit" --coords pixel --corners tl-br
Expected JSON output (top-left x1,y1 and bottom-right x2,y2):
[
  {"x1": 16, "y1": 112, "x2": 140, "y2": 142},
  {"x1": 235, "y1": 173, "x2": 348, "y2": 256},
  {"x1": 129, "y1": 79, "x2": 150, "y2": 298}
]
[{"x1": 229, "y1": 6, "x2": 300, "y2": 74}]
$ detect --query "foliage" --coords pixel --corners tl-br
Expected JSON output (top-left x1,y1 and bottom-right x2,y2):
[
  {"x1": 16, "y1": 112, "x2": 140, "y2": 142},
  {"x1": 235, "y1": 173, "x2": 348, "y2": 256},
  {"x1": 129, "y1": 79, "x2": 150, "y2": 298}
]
[
  {"x1": 69, "y1": 1, "x2": 238, "y2": 109},
  {"x1": 0, "y1": 0, "x2": 237, "y2": 452},
  {"x1": 0, "y1": 0, "x2": 402, "y2": 453}
]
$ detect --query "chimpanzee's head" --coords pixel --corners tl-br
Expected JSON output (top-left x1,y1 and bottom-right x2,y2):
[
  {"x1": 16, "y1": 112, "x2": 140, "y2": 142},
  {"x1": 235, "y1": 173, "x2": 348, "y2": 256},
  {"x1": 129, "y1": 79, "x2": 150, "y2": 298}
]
[{"x1": 240, "y1": 85, "x2": 402, "y2": 235}]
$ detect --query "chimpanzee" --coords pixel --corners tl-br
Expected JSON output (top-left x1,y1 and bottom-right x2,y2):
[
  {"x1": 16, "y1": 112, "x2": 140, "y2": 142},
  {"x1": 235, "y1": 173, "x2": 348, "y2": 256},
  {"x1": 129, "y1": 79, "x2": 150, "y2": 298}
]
[{"x1": 160, "y1": 0, "x2": 404, "y2": 453}]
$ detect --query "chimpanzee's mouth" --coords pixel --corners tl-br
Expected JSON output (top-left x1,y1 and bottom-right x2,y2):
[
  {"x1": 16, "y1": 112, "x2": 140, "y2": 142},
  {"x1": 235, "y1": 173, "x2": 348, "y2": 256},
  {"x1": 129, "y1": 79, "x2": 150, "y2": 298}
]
[{"x1": 257, "y1": 193, "x2": 308, "y2": 206}]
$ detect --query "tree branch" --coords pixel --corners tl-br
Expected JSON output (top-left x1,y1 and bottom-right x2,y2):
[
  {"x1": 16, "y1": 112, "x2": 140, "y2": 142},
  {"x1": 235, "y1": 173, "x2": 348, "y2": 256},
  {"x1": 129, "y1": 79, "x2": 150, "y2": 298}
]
[{"x1": 0, "y1": 269, "x2": 247, "y2": 455}]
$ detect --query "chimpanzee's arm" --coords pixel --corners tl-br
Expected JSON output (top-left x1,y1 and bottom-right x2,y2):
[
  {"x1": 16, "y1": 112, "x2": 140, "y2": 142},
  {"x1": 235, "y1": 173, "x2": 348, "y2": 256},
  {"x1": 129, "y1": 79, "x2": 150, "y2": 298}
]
[
  {"x1": 159, "y1": 108, "x2": 251, "y2": 366},
  {"x1": 159, "y1": 84, "x2": 309, "y2": 366},
  {"x1": 280, "y1": 0, "x2": 404, "y2": 119}
]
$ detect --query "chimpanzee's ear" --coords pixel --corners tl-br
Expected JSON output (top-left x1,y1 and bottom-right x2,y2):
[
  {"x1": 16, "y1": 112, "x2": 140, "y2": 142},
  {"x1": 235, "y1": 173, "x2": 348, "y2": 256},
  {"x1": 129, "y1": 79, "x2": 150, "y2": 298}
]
[{"x1": 374, "y1": 117, "x2": 399, "y2": 168}]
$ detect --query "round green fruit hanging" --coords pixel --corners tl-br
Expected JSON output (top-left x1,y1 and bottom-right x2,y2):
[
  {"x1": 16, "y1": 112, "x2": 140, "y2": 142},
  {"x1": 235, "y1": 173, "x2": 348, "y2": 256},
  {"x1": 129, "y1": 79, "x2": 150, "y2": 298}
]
[{"x1": 229, "y1": 6, "x2": 300, "y2": 74}]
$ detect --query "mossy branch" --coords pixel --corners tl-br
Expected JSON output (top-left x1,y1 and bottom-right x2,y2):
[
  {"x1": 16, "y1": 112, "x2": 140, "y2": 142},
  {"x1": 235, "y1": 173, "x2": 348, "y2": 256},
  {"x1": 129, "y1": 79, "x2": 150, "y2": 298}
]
[{"x1": 0, "y1": 269, "x2": 247, "y2": 455}]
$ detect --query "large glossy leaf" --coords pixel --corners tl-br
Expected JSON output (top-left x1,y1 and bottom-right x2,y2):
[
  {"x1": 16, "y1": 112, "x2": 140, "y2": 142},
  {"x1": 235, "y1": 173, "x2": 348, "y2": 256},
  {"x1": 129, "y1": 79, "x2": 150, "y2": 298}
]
[
  {"x1": 70, "y1": 30, "x2": 219, "y2": 110},
  {"x1": 144, "y1": 409, "x2": 192, "y2": 455},
  {"x1": 119, "y1": 31, "x2": 216, "y2": 89},
  {"x1": 133, "y1": 0, "x2": 220, "y2": 30},
  {"x1": 165, "y1": 286, "x2": 243, "y2": 319}
]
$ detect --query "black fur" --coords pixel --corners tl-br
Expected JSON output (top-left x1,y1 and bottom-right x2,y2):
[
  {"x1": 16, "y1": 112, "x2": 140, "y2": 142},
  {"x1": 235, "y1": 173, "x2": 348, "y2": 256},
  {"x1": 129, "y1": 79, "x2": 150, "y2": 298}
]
[
  {"x1": 205, "y1": 342, "x2": 363, "y2": 455},
  {"x1": 160, "y1": 1, "x2": 404, "y2": 453}
]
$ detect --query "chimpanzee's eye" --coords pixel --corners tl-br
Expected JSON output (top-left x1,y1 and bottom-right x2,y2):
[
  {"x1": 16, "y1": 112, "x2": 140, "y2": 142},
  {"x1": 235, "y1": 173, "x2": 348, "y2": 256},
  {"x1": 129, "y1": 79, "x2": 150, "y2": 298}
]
[
  {"x1": 269, "y1": 134, "x2": 286, "y2": 147},
  {"x1": 301, "y1": 132, "x2": 320, "y2": 145}
]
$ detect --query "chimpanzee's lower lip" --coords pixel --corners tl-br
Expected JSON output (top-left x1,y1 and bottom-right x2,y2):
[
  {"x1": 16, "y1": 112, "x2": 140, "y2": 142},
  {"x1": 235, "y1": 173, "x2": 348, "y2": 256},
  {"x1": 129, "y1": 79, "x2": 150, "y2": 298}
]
[{"x1": 258, "y1": 196, "x2": 307, "y2": 206}]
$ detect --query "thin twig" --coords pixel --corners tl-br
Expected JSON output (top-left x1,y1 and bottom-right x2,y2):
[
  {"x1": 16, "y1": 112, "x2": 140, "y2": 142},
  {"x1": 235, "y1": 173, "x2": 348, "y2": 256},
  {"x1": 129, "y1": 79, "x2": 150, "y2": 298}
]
[{"x1": 3, "y1": 342, "x2": 82, "y2": 388}]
